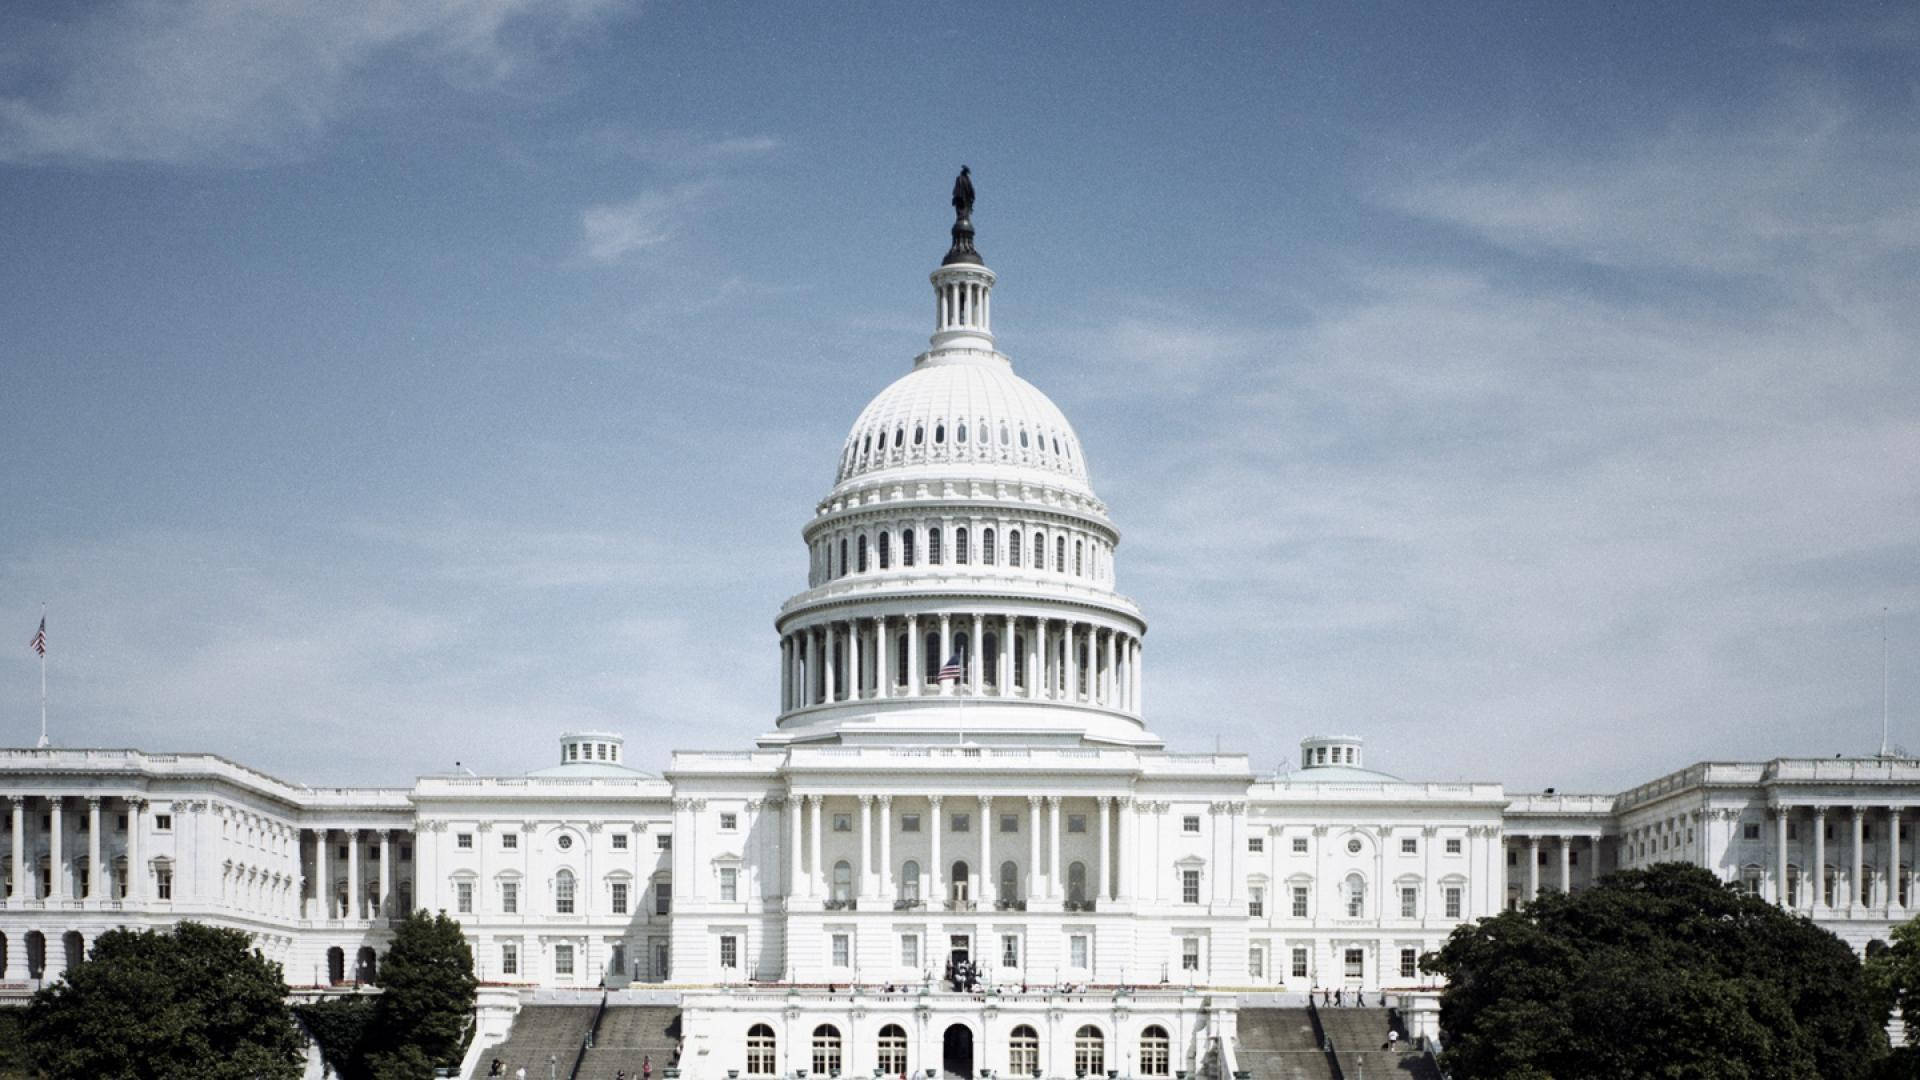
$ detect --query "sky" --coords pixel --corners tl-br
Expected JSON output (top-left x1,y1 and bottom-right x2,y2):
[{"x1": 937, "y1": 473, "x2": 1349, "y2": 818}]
[{"x1": 1, "y1": 2, "x2": 1916, "y2": 794}]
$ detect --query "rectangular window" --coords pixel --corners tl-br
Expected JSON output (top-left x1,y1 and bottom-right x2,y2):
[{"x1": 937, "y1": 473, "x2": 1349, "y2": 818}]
[
  {"x1": 658, "y1": 834, "x2": 672, "y2": 851},
  {"x1": 1570, "y1": 850, "x2": 1579, "y2": 866},
  {"x1": 502, "y1": 832, "x2": 518, "y2": 849},
  {"x1": 1249, "y1": 885, "x2": 1264, "y2": 918},
  {"x1": 1183, "y1": 815, "x2": 1201, "y2": 834},
  {"x1": 612, "y1": 882, "x2": 629, "y2": 914},
  {"x1": 1069, "y1": 934, "x2": 1089, "y2": 968},
  {"x1": 655, "y1": 882, "x2": 672, "y2": 915},
  {"x1": 1182, "y1": 869, "x2": 1201, "y2": 904},
  {"x1": 1291, "y1": 837, "x2": 1308, "y2": 854},
  {"x1": 720, "y1": 867, "x2": 738, "y2": 902},
  {"x1": 953, "y1": 813, "x2": 970, "y2": 833},
  {"x1": 1507, "y1": 849, "x2": 1517, "y2": 866},
  {"x1": 156, "y1": 868, "x2": 173, "y2": 899},
  {"x1": 1743, "y1": 823, "x2": 1760, "y2": 840},
  {"x1": 116, "y1": 814, "x2": 128, "y2": 831},
  {"x1": 1067, "y1": 814, "x2": 1087, "y2": 834},
  {"x1": 1000, "y1": 814, "x2": 1019, "y2": 834},
  {"x1": 1344, "y1": 948, "x2": 1364, "y2": 980},
  {"x1": 833, "y1": 813, "x2": 852, "y2": 833},
  {"x1": 1401, "y1": 837, "x2": 1417, "y2": 854},
  {"x1": 901, "y1": 934, "x2": 919, "y2": 967},
  {"x1": 720, "y1": 935, "x2": 738, "y2": 968},
  {"x1": 1445, "y1": 886, "x2": 1462, "y2": 919},
  {"x1": 501, "y1": 881, "x2": 519, "y2": 914},
  {"x1": 1400, "y1": 948, "x2": 1418, "y2": 979},
  {"x1": 1248, "y1": 836, "x2": 1264, "y2": 853},
  {"x1": 1248, "y1": 946, "x2": 1264, "y2": 978},
  {"x1": 1445, "y1": 838, "x2": 1462, "y2": 855},
  {"x1": 154, "y1": 814, "x2": 173, "y2": 832},
  {"x1": 901, "y1": 813, "x2": 921, "y2": 833},
  {"x1": 400, "y1": 845, "x2": 412, "y2": 862},
  {"x1": 554, "y1": 944, "x2": 574, "y2": 976},
  {"x1": 831, "y1": 933, "x2": 850, "y2": 967},
  {"x1": 1002, "y1": 934, "x2": 1019, "y2": 967},
  {"x1": 611, "y1": 833, "x2": 628, "y2": 850},
  {"x1": 1292, "y1": 885, "x2": 1309, "y2": 918},
  {"x1": 1181, "y1": 937, "x2": 1200, "y2": 971},
  {"x1": 1291, "y1": 946, "x2": 1309, "y2": 978},
  {"x1": 457, "y1": 882, "x2": 474, "y2": 913},
  {"x1": 720, "y1": 812, "x2": 738, "y2": 831},
  {"x1": 501, "y1": 943, "x2": 518, "y2": 975},
  {"x1": 456, "y1": 833, "x2": 473, "y2": 850},
  {"x1": 1400, "y1": 886, "x2": 1417, "y2": 918}
]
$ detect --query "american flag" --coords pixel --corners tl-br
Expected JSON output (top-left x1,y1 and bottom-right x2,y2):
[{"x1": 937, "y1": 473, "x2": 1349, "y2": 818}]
[
  {"x1": 937, "y1": 653, "x2": 963, "y2": 681},
  {"x1": 29, "y1": 616, "x2": 46, "y2": 657}
]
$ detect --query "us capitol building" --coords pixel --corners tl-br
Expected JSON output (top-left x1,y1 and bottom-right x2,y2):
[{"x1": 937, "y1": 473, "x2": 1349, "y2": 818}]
[{"x1": 2, "y1": 178, "x2": 1917, "y2": 1078}]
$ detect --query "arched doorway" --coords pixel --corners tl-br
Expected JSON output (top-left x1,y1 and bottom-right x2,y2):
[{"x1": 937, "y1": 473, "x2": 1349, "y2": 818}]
[
  {"x1": 26, "y1": 931, "x2": 46, "y2": 979},
  {"x1": 355, "y1": 946, "x2": 377, "y2": 983},
  {"x1": 61, "y1": 931, "x2": 84, "y2": 973},
  {"x1": 942, "y1": 1023, "x2": 973, "y2": 1080},
  {"x1": 326, "y1": 946, "x2": 345, "y2": 984}
]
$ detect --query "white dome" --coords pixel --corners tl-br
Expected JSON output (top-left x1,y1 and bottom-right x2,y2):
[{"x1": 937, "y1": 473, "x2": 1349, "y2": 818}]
[{"x1": 833, "y1": 355, "x2": 1094, "y2": 498}]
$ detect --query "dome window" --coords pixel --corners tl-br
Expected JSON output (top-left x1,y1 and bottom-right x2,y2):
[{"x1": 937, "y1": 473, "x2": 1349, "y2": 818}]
[
  {"x1": 928, "y1": 527, "x2": 942, "y2": 566},
  {"x1": 957, "y1": 422, "x2": 967, "y2": 444},
  {"x1": 1053, "y1": 436, "x2": 1062, "y2": 456},
  {"x1": 1000, "y1": 423, "x2": 1009, "y2": 446},
  {"x1": 955, "y1": 526, "x2": 970, "y2": 565},
  {"x1": 1009, "y1": 530, "x2": 1022, "y2": 566},
  {"x1": 1019, "y1": 429, "x2": 1030, "y2": 449},
  {"x1": 862, "y1": 434, "x2": 872, "y2": 458},
  {"x1": 877, "y1": 430, "x2": 887, "y2": 451},
  {"x1": 896, "y1": 426, "x2": 905, "y2": 449},
  {"x1": 914, "y1": 425, "x2": 924, "y2": 446},
  {"x1": 934, "y1": 423, "x2": 945, "y2": 445},
  {"x1": 983, "y1": 528, "x2": 996, "y2": 565},
  {"x1": 878, "y1": 532, "x2": 891, "y2": 569}
]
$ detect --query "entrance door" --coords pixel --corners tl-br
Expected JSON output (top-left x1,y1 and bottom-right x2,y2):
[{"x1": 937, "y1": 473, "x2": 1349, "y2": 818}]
[
  {"x1": 942, "y1": 1024, "x2": 974, "y2": 1080},
  {"x1": 949, "y1": 934, "x2": 970, "y2": 967}
]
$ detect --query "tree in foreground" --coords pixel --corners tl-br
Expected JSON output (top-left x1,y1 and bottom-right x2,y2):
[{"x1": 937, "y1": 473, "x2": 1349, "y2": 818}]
[
  {"x1": 1422, "y1": 863, "x2": 1886, "y2": 1079},
  {"x1": 368, "y1": 909, "x2": 478, "y2": 1080},
  {"x1": 23, "y1": 921, "x2": 303, "y2": 1080},
  {"x1": 1865, "y1": 913, "x2": 1920, "y2": 1077}
]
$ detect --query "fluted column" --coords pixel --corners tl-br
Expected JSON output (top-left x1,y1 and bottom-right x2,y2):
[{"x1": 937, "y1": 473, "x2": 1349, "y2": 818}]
[
  {"x1": 824, "y1": 623, "x2": 839, "y2": 703},
  {"x1": 1117, "y1": 797, "x2": 1134, "y2": 902},
  {"x1": 1853, "y1": 808, "x2": 1867, "y2": 911},
  {"x1": 1026, "y1": 618, "x2": 1041, "y2": 699},
  {"x1": 10, "y1": 797, "x2": 26, "y2": 902},
  {"x1": 1133, "y1": 640, "x2": 1144, "y2": 716},
  {"x1": 1097, "y1": 796, "x2": 1112, "y2": 903},
  {"x1": 346, "y1": 830, "x2": 361, "y2": 918},
  {"x1": 316, "y1": 829, "x2": 331, "y2": 918},
  {"x1": 876, "y1": 618, "x2": 892, "y2": 699},
  {"x1": 939, "y1": 614, "x2": 953, "y2": 696},
  {"x1": 789, "y1": 792, "x2": 804, "y2": 898},
  {"x1": 808, "y1": 795, "x2": 823, "y2": 899},
  {"x1": 86, "y1": 797, "x2": 102, "y2": 901},
  {"x1": 1813, "y1": 807, "x2": 1827, "y2": 912},
  {"x1": 1103, "y1": 630, "x2": 1116, "y2": 704},
  {"x1": 929, "y1": 796, "x2": 944, "y2": 905},
  {"x1": 978, "y1": 795, "x2": 992, "y2": 904},
  {"x1": 1000, "y1": 614, "x2": 1014, "y2": 695},
  {"x1": 125, "y1": 799, "x2": 144, "y2": 902},
  {"x1": 878, "y1": 796, "x2": 894, "y2": 900},
  {"x1": 1558, "y1": 836, "x2": 1571, "y2": 893},
  {"x1": 1048, "y1": 795, "x2": 1063, "y2": 900},
  {"x1": 1888, "y1": 808, "x2": 1902, "y2": 917},
  {"x1": 48, "y1": 798, "x2": 65, "y2": 902},
  {"x1": 855, "y1": 619, "x2": 869, "y2": 699},
  {"x1": 906, "y1": 614, "x2": 921, "y2": 696},
  {"x1": 857, "y1": 795, "x2": 873, "y2": 900},
  {"x1": 1027, "y1": 796, "x2": 1042, "y2": 900},
  {"x1": 1526, "y1": 835, "x2": 1539, "y2": 901},
  {"x1": 780, "y1": 636, "x2": 792, "y2": 710},
  {"x1": 969, "y1": 613, "x2": 983, "y2": 693},
  {"x1": 379, "y1": 830, "x2": 393, "y2": 918},
  {"x1": 1775, "y1": 809, "x2": 1790, "y2": 908}
]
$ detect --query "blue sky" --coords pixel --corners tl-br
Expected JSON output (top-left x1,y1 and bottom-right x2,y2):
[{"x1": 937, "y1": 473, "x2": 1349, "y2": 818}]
[{"x1": 1, "y1": 2, "x2": 1916, "y2": 792}]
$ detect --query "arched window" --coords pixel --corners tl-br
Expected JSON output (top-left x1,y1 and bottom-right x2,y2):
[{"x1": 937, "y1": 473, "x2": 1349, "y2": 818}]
[
  {"x1": 929, "y1": 527, "x2": 943, "y2": 565},
  {"x1": 983, "y1": 632, "x2": 999, "y2": 688},
  {"x1": 812, "y1": 1025, "x2": 843, "y2": 1076},
  {"x1": 895, "y1": 426, "x2": 905, "y2": 450},
  {"x1": 1032, "y1": 533, "x2": 1045, "y2": 569},
  {"x1": 862, "y1": 434, "x2": 872, "y2": 459},
  {"x1": 901, "y1": 860, "x2": 921, "y2": 903},
  {"x1": 1077, "y1": 641, "x2": 1089, "y2": 695},
  {"x1": 1000, "y1": 424, "x2": 1010, "y2": 447},
  {"x1": 1009, "y1": 1025, "x2": 1040, "y2": 1077},
  {"x1": 839, "y1": 539, "x2": 849, "y2": 578},
  {"x1": 935, "y1": 423, "x2": 946, "y2": 444},
  {"x1": 983, "y1": 527, "x2": 996, "y2": 565},
  {"x1": 747, "y1": 1024, "x2": 778, "y2": 1076},
  {"x1": 1009, "y1": 530, "x2": 1022, "y2": 567},
  {"x1": 1074, "y1": 1026, "x2": 1105, "y2": 1077},
  {"x1": 951, "y1": 861, "x2": 971, "y2": 902},
  {"x1": 1139, "y1": 1026, "x2": 1171, "y2": 1077},
  {"x1": 857, "y1": 535, "x2": 869, "y2": 573},
  {"x1": 914, "y1": 425, "x2": 924, "y2": 446},
  {"x1": 903, "y1": 530, "x2": 916, "y2": 567},
  {"x1": 896, "y1": 635, "x2": 910, "y2": 688},
  {"x1": 956, "y1": 527, "x2": 970, "y2": 565},
  {"x1": 877, "y1": 429, "x2": 887, "y2": 453},
  {"x1": 1013, "y1": 635, "x2": 1026, "y2": 688},
  {"x1": 326, "y1": 946, "x2": 346, "y2": 984},
  {"x1": 555, "y1": 869, "x2": 576, "y2": 914},
  {"x1": 957, "y1": 421, "x2": 968, "y2": 444},
  {"x1": 878, "y1": 1024, "x2": 909, "y2": 1074},
  {"x1": 1345, "y1": 873, "x2": 1366, "y2": 918},
  {"x1": 832, "y1": 860, "x2": 853, "y2": 903},
  {"x1": 879, "y1": 532, "x2": 891, "y2": 570},
  {"x1": 924, "y1": 633, "x2": 940, "y2": 681},
  {"x1": 999, "y1": 861, "x2": 1018, "y2": 905},
  {"x1": 1056, "y1": 536, "x2": 1067, "y2": 572},
  {"x1": 1068, "y1": 862, "x2": 1087, "y2": 905},
  {"x1": 1075, "y1": 539, "x2": 1084, "y2": 576},
  {"x1": 1020, "y1": 428, "x2": 1030, "y2": 449}
]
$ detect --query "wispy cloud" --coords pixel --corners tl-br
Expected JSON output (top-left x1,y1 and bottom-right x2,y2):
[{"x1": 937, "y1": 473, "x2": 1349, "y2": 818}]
[
  {"x1": 579, "y1": 182, "x2": 713, "y2": 262},
  {"x1": 0, "y1": 0, "x2": 631, "y2": 165},
  {"x1": 586, "y1": 128, "x2": 782, "y2": 170}
]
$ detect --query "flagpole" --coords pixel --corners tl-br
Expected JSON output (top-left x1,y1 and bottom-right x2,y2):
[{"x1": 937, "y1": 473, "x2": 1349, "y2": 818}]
[{"x1": 37, "y1": 603, "x2": 48, "y2": 749}]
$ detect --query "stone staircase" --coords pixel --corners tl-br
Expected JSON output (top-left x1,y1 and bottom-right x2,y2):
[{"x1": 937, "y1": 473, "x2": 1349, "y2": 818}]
[
  {"x1": 1316, "y1": 1007, "x2": 1439, "y2": 1080},
  {"x1": 470, "y1": 1006, "x2": 597, "y2": 1080},
  {"x1": 576, "y1": 1006, "x2": 681, "y2": 1078},
  {"x1": 1234, "y1": 1008, "x2": 1334, "y2": 1080}
]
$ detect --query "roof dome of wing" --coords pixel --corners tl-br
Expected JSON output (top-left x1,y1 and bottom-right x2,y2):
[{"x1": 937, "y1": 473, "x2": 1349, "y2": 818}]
[{"x1": 833, "y1": 357, "x2": 1093, "y2": 499}]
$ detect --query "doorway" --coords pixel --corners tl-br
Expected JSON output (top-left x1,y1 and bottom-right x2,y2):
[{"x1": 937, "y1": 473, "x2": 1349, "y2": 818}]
[{"x1": 942, "y1": 1023, "x2": 974, "y2": 1080}]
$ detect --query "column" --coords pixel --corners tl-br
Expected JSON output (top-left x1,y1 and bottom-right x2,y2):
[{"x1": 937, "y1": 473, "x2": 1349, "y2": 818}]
[
  {"x1": 85, "y1": 797, "x2": 102, "y2": 901},
  {"x1": 878, "y1": 796, "x2": 894, "y2": 901},
  {"x1": 125, "y1": 799, "x2": 144, "y2": 902},
  {"x1": 1117, "y1": 797, "x2": 1134, "y2": 901},
  {"x1": 49, "y1": 798, "x2": 65, "y2": 901},
  {"x1": 877, "y1": 618, "x2": 891, "y2": 699},
  {"x1": 379, "y1": 830, "x2": 393, "y2": 919},
  {"x1": 850, "y1": 619, "x2": 864, "y2": 700},
  {"x1": 1558, "y1": 836, "x2": 1571, "y2": 894},
  {"x1": 1027, "y1": 796, "x2": 1042, "y2": 900},
  {"x1": 969, "y1": 613, "x2": 983, "y2": 694},
  {"x1": 907, "y1": 615, "x2": 921, "y2": 697},
  {"x1": 1230, "y1": 803, "x2": 1247, "y2": 903},
  {"x1": 316, "y1": 828, "x2": 331, "y2": 918},
  {"x1": 1526, "y1": 836, "x2": 1540, "y2": 901},
  {"x1": 979, "y1": 795, "x2": 992, "y2": 905},
  {"x1": 781, "y1": 636, "x2": 792, "y2": 710},
  {"x1": 929, "y1": 796, "x2": 944, "y2": 906},
  {"x1": 1027, "y1": 619, "x2": 1041, "y2": 700},
  {"x1": 809, "y1": 796, "x2": 823, "y2": 899},
  {"x1": 857, "y1": 796, "x2": 873, "y2": 901},
  {"x1": 1134, "y1": 639, "x2": 1145, "y2": 717},
  {"x1": 1888, "y1": 808, "x2": 1902, "y2": 918},
  {"x1": 1097, "y1": 796, "x2": 1112, "y2": 903},
  {"x1": 1853, "y1": 808, "x2": 1866, "y2": 911},
  {"x1": 1048, "y1": 796, "x2": 1063, "y2": 900},
  {"x1": 789, "y1": 793, "x2": 804, "y2": 899},
  {"x1": 1103, "y1": 630, "x2": 1117, "y2": 705},
  {"x1": 824, "y1": 623, "x2": 838, "y2": 703},
  {"x1": 939, "y1": 614, "x2": 953, "y2": 696},
  {"x1": 11, "y1": 798, "x2": 27, "y2": 902},
  {"x1": 1775, "y1": 809, "x2": 1790, "y2": 908},
  {"x1": 1813, "y1": 807, "x2": 1827, "y2": 912},
  {"x1": 347, "y1": 830, "x2": 362, "y2": 918}
]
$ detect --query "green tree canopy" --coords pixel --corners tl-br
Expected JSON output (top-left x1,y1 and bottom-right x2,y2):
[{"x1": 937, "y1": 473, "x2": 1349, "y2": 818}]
[
  {"x1": 367, "y1": 909, "x2": 478, "y2": 1080},
  {"x1": 1422, "y1": 863, "x2": 1887, "y2": 1079},
  {"x1": 1864, "y1": 913, "x2": 1920, "y2": 1077},
  {"x1": 23, "y1": 922, "x2": 303, "y2": 1080}
]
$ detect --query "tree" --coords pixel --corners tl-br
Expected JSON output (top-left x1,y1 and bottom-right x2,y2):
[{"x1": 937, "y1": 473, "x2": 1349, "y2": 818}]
[
  {"x1": 1865, "y1": 914, "x2": 1920, "y2": 1077},
  {"x1": 23, "y1": 921, "x2": 303, "y2": 1080},
  {"x1": 1422, "y1": 863, "x2": 1887, "y2": 1079},
  {"x1": 366, "y1": 909, "x2": 478, "y2": 1080}
]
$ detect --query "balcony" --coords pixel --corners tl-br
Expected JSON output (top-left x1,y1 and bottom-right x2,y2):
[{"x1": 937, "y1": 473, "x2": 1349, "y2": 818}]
[
  {"x1": 945, "y1": 899, "x2": 978, "y2": 912},
  {"x1": 893, "y1": 898, "x2": 926, "y2": 911},
  {"x1": 824, "y1": 898, "x2": 859, "y2": 911},
  {"x1": 994, "y1": 899, "x2": 1028, "y2": 912},
  {"x1": 1064, "y1": 899, "x2": 1098, "y2": 913}
]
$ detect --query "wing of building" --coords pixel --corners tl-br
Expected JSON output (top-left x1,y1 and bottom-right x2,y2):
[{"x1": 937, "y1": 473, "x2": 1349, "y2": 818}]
[{"x1": 3, "y1": 182, "x2": 1916, "y2": 1078}]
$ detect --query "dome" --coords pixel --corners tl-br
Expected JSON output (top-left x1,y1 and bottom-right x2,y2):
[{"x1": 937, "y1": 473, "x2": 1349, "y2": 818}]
[{"x1": 832, "y1": 356, "x2": 1094, "y2": 499}]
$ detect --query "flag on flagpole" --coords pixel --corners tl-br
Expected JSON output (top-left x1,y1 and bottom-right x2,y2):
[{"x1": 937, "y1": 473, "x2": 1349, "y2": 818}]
[
  {"x1": 29, "y1": 617, "x2": 46, "y2": 657},
  {"x1": 937, "y1": 654, "x2": 963, "y2": 682}
]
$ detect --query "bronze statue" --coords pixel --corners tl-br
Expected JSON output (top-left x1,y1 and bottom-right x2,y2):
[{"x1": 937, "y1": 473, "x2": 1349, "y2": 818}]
[
  {"x1": 952, "y1": 165, "x2": 974, "y2": 219},
  {"x1": 943, "y1": 165, "x2": 981, "y2": 265}
]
